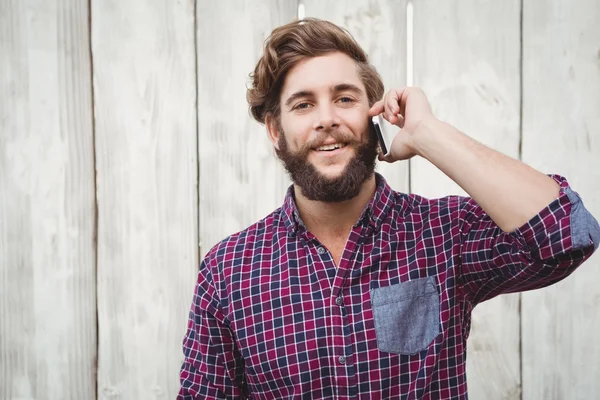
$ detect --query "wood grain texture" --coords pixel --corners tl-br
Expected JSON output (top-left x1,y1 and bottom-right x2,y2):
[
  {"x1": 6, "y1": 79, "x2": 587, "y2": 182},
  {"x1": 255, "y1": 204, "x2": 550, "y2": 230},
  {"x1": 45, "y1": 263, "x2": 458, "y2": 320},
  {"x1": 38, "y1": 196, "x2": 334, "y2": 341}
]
[
  {"x1": 197, "y1": 0, "x2": 297, "y2": 258},
  {"x1": 412, "y1": 1, "x2": 522, "y2": 398},
  {"x1": 521, "y1": 1, "x2": 600, "y2": 398},
  {"x1": 0, "y1": 0, "x2": 97, "y2": 399},
  {"x1": 92, "y1": 0, "x2": 198, "y2": 398},
  {"x1": 302, "y1": 0, "x2": 409, "y2": 193}
]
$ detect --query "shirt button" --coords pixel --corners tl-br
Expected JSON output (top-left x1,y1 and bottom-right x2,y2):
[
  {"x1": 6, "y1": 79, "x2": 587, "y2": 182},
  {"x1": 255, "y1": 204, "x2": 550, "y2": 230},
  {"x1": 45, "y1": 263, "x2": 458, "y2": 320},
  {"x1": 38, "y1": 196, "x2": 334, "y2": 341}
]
[
  {"x1": 338, "y1": 356, "x2": 346, "y2": 364},
  {"x1": 317, "y1": 247, "x2": 326, "y2": 254},
  {"x1": 335, "y1": 296, "x2": 343, "y2": 306}
]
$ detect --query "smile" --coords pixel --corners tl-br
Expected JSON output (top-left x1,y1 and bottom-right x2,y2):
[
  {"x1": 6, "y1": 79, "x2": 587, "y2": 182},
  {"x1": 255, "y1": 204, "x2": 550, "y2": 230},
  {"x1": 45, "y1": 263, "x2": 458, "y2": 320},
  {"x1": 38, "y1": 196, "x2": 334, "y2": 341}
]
[{"x1": 314, "y1": 142, "x2": 347, "y2": 152}]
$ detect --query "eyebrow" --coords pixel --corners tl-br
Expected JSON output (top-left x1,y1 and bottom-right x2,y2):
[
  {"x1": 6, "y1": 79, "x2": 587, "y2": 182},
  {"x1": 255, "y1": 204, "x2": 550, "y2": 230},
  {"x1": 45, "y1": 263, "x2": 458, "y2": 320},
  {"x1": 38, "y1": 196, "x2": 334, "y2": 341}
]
[{"x1": 284, "y1": 83, "x2": 365, "y2": 107}]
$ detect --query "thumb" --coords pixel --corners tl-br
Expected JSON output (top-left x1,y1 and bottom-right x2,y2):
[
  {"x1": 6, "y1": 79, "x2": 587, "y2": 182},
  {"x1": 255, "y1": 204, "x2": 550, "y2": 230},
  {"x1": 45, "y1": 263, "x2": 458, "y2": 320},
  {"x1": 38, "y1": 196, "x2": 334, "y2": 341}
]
[{"x1": 381, "y1": 132, "x2": 415, "y2": 163}]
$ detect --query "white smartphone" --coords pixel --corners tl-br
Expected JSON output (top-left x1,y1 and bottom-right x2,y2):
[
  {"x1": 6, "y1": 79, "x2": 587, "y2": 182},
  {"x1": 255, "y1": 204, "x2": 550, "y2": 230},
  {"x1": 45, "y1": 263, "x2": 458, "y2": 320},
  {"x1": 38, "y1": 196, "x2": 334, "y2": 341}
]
[{"x1": 369, "y1": 115, "x2": 390, "y2": 156}]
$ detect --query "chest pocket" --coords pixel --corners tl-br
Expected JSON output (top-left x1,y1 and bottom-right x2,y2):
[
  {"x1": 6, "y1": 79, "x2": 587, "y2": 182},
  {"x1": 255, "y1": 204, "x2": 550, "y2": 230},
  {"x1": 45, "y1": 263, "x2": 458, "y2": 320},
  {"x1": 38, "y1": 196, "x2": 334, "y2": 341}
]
[{"x1": 370, "y1": 276, "x2": 440, "y2": 355}]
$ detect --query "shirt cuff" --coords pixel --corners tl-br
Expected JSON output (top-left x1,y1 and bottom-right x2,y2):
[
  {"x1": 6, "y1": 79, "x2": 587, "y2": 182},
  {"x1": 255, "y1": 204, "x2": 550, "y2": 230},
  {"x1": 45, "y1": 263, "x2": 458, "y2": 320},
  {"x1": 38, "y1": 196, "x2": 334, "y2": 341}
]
[{"x1": 510, "y1": 174, "x2": 599, "y2": 256}]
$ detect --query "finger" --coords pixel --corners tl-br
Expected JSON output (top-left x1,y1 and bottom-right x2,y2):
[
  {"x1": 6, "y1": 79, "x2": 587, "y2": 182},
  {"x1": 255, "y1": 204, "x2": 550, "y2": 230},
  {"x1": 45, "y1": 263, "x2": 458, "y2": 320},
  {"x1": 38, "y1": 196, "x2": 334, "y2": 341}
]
[
  {"x1": 379, "y1": 151, "x2": 393, "y2": 163},
  {"x1": 380, "y1": 91, "x2": 395, "y2": 123},
  {"x1": 377, "y1": 146, "x2": 389, "y2": 161},
  {"x1": 388, "y1": 114, "x2": 405, "y2": 128},
  {"x1": 397, "y1": 87, "x2": 412, "y2": 116},
  {"x1": 369, "y1": 99, "x2": 385, "y2": 116},
  {"x1": 385, "y1": 88, "x2": 408, "y2": 121},
  {"x1": 387, "y1": 92, "x2": 400, "y2": 118},
  {"x1": 385, "y1": 90, "x2": 397, "y2": 118},
  {"x1": 376, "y1": 140, "x2": 391, "y2": 160}
]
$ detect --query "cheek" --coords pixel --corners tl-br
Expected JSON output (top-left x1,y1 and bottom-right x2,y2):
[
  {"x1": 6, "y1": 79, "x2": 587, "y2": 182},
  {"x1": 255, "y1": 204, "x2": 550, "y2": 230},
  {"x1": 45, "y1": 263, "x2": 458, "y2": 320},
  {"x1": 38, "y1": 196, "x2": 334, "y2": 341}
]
[
  {"x1": 280, "y1": 118, "x2": 312, "y2": 148},
  {"x1": 344, "y1": 115, "x2": 369, "y2": 138},
  {"x1": 336, "y1": 106, "x2": 368, "y2": 129}
]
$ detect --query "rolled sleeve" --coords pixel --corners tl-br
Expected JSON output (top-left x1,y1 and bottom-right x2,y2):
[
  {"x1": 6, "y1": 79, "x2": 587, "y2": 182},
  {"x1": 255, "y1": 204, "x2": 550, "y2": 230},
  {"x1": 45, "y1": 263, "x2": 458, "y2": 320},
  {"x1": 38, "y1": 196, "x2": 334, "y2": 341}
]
[
  {"x1": 564, "y1": 186, "x2": 600, "y2": 251},
  {"x1": 513, "y1": 174, "x2": 599, "y2": 252},
  {"x1": 459, "y1": 174, "x2": 599, "y2": 305}
]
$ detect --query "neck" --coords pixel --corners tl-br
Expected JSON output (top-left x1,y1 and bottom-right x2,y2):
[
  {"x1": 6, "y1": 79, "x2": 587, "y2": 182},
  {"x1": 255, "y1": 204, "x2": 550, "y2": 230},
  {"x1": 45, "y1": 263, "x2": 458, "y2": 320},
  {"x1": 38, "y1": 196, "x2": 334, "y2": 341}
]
[{"x1": 294, "y1": 174, "x2": 377, "y2": 239}]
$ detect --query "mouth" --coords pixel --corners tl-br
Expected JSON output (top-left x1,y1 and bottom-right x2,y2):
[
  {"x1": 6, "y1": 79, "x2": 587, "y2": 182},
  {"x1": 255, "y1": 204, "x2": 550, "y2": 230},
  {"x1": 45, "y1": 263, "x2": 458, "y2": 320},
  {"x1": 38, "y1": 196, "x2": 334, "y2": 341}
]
[{"x1": 313, "y1": 142, "x2": 347, "y2": 153}]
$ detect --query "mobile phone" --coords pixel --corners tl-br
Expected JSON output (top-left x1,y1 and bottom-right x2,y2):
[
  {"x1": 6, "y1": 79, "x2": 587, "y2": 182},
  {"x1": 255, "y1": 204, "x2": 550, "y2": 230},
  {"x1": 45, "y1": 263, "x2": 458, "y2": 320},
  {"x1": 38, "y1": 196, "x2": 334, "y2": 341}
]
[{"x1": 369, "y1": 115, "x2": 389, "y2": 156}]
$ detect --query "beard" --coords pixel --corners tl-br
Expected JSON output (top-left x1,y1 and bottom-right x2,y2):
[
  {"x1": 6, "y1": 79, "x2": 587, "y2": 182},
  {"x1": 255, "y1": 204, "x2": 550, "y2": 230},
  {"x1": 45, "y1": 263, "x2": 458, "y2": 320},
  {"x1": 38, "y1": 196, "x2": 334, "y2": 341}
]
[{"x1": 275, "y1": 124, "x2": 379, "y2": 202}]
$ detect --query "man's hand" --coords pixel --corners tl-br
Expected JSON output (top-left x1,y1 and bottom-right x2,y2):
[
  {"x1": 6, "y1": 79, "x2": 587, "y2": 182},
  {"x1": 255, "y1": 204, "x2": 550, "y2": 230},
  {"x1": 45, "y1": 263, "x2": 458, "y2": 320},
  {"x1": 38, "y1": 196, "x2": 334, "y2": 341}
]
[
  {"x1": 369, "y1": 86, "x2": 560, "y2": 233},
  {"x1": 368, "y1": 87, "x2": 436, "y2": 162}
]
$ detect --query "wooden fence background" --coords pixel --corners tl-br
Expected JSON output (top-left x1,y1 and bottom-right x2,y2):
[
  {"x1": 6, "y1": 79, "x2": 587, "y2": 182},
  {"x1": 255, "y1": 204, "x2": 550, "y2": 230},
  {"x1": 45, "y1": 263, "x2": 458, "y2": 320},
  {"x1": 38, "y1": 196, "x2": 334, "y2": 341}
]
[{"x1": 1, "y1": 0, "x2": 599, "y2": 399}]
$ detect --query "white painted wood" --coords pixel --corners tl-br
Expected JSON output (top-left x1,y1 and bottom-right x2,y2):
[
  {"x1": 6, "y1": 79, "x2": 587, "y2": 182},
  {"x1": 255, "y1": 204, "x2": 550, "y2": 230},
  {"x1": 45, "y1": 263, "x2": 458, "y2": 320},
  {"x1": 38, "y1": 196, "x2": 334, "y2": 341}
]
[
  {"x1": 521, "y1": 1, "x2": 600, "y2": 399},
  {"x1": 0, "y1": 1, "x2": 97, "y2": 399},
  {"x1": 197, "y1": 0, "x2": 297, "y2": 257},
  {"x1": 302, "y1": 0, "x2": 410, "y2": 194},
  {"x1": 412, "y1": 1, "x2": 522, "y2": 398},
  {"x1": 92, "y1": 0, "x2": 198, "y2": 398},
  {"x1": 1, "y1": 1, "x2": 598, "y2": 398}
]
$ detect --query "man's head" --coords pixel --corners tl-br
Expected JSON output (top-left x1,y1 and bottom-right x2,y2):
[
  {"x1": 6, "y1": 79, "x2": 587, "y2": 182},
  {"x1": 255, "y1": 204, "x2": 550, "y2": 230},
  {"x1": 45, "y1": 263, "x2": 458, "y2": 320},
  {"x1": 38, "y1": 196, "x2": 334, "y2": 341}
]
[{"x1": 247, "y1": 18, "x2": 384, "y2": 202}]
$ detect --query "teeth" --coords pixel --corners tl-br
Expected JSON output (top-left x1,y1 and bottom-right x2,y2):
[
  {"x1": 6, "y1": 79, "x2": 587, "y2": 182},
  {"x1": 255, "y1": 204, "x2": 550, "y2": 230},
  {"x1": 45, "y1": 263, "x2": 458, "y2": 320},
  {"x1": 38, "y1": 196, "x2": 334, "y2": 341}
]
[{"x1": 317, "y1": 143, "x2": 345, "y2": 151}]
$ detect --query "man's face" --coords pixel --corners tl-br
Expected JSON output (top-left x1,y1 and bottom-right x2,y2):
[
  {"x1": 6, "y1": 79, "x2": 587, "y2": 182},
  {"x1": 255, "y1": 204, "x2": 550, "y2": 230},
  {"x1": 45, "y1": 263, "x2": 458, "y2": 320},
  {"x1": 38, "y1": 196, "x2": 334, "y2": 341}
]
[{"x1": 270, "y1": 52, "x2": 378, "y2": 202}]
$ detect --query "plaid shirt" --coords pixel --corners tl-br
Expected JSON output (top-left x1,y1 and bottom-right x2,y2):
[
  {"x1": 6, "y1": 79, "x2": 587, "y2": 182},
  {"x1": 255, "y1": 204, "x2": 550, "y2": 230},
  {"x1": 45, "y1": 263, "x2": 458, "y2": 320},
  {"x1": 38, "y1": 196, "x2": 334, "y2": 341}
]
[{"x1": 179, "y1": 173, "x2": 598, "y2": 399}]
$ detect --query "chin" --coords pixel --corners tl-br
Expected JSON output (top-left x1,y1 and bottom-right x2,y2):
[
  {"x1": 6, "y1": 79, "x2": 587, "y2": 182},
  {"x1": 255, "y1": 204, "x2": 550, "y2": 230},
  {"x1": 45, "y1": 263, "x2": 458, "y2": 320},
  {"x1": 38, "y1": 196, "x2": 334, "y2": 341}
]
[
  {"x1": 309, "y1": 155, "x2": 352, "y2": 175},
  {"x1": 313, "y1": 164, "x2": 348, "y2": 180}
]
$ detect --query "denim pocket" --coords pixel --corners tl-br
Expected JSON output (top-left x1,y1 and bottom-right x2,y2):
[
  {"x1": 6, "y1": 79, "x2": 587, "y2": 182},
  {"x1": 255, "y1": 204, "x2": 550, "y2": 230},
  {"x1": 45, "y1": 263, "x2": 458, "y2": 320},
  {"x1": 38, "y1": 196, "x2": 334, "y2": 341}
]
[{"x1": 370, "y1": 276, "x2": 440, "y2": 355}]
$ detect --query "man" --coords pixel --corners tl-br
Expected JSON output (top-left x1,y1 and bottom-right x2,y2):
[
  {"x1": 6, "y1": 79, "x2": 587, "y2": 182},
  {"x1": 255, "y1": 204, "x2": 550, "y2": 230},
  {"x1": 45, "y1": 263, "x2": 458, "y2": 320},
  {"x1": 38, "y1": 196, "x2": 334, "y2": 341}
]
[{"x1": 178, "y1": 18, "x2": 599, "y2": 399}]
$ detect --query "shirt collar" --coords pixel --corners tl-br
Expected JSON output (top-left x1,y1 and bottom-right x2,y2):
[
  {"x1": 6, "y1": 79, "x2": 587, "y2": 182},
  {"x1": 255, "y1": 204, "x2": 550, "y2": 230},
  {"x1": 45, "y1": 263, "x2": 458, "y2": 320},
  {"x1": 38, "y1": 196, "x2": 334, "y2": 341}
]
[{"x1": 281, "y1": 173, "x2": 397, "y2": 236}]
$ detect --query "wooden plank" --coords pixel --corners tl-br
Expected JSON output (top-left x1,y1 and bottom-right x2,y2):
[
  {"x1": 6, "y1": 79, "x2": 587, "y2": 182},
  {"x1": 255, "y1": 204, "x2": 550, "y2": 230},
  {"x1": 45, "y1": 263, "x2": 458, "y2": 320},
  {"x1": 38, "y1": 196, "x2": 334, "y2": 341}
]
[
  {"x1": 197, "y1": 0, "x2": 297, "y2": 257},
  {"x1": 92, "y1": 0, "x2": 198, "y2": 398},
  {"x1": 0, "y1": 1, "x2": 97, "y2": 399},
  {"x1": 302, "y1": 0, "x2": 409, "y2": 194},
  {"x1": 521, "y1": 1, "x2": 600, "y2": 398},
  {"x1": 412, "y1": 1, "x2": 522, "y2": 398}
]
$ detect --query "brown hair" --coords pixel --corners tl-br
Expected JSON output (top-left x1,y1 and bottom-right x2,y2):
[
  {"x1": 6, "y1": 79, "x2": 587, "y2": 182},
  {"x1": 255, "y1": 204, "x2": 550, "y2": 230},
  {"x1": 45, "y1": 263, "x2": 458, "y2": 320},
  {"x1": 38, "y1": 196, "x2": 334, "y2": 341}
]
[{"x1": 247, "y1": 18, "x2": 384, "y2": 124}]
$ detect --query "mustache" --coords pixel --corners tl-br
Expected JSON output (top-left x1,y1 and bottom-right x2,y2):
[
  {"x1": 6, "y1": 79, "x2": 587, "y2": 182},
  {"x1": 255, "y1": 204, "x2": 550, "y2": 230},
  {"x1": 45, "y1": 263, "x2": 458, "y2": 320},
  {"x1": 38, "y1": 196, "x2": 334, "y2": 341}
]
[{"x1": 300, "y1": 131, "x2": 363, "y2": 152}]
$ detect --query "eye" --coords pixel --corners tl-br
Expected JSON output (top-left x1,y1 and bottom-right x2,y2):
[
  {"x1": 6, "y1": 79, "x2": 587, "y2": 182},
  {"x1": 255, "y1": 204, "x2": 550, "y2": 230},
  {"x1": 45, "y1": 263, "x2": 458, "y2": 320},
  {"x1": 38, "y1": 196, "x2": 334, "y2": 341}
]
[
  {"x1": 337, "y1": 96, "x2": 355, "y2": 104},
  {"x1": 293, "y1": 102, "x2": 311, "y2": 110}
]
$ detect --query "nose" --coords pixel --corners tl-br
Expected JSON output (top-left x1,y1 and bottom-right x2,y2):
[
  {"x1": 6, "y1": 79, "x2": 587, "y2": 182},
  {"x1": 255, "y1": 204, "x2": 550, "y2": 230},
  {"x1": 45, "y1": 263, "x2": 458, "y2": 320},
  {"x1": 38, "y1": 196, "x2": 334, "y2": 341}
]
[{"x1": 313, "y1": 104, "x2": 341, "y2": 131}]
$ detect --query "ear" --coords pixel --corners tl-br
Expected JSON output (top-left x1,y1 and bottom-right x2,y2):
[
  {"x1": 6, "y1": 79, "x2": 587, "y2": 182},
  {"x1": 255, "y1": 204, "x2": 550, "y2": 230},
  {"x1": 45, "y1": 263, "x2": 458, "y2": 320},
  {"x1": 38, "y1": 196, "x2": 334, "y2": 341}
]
[{"x1": 265, "y1": 113, "x2": 281, "y2": 151}]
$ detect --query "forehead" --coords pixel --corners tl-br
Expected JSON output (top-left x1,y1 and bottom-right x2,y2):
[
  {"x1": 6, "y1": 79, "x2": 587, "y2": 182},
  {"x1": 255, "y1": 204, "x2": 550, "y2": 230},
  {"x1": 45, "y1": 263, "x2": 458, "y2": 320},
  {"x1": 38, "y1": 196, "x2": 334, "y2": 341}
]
[{"x1": 281, "y1": 52, "x2": 365, "y2": 98}]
